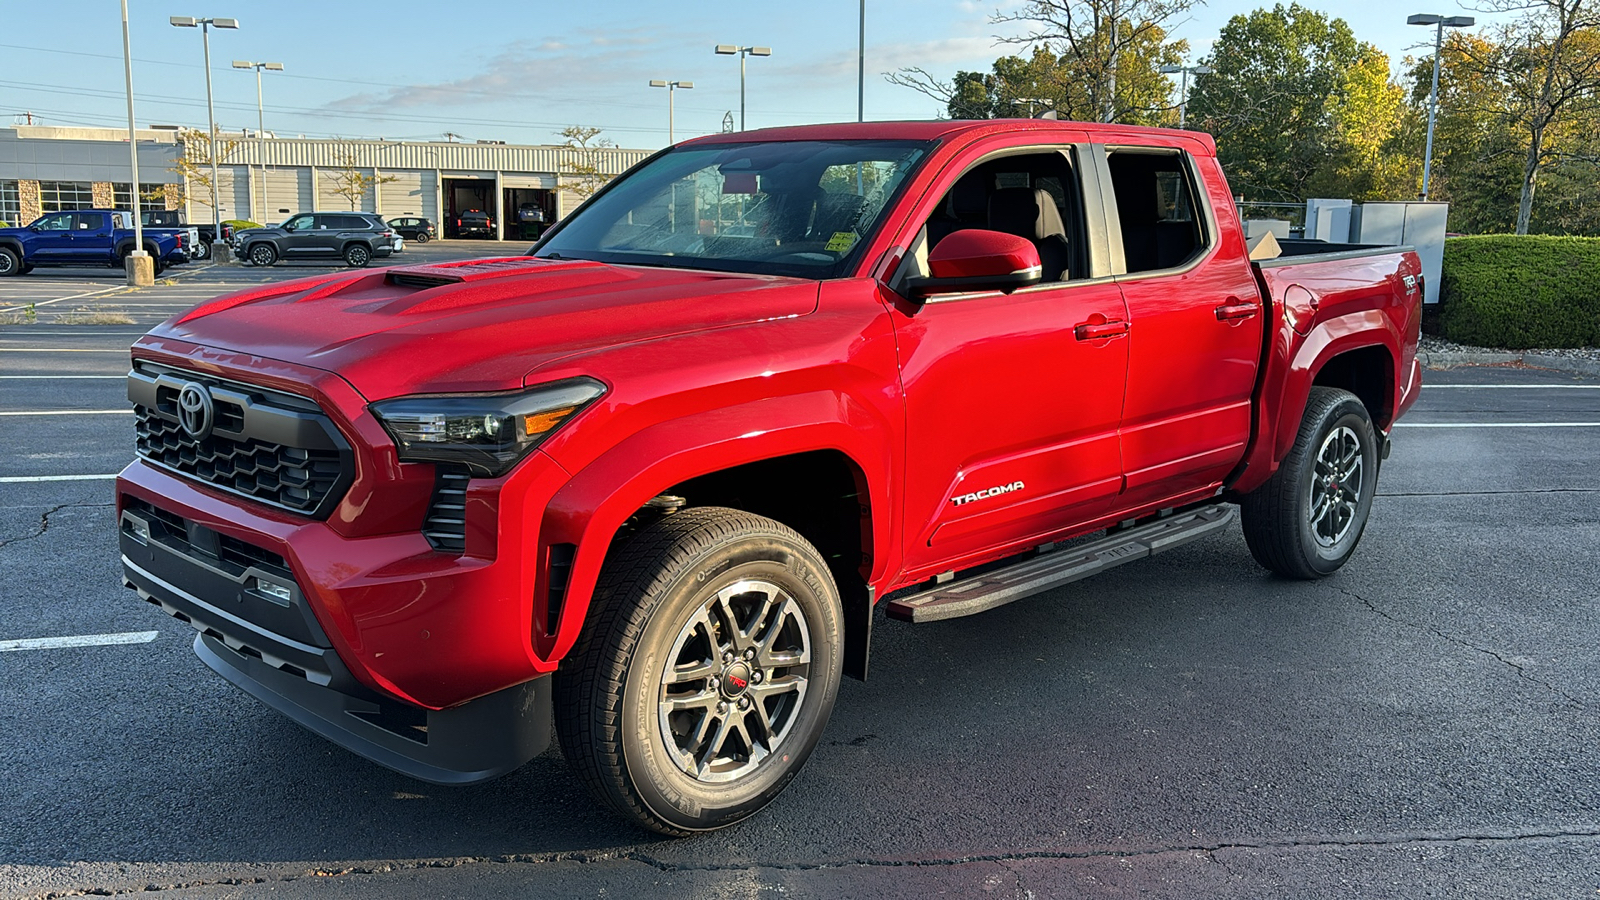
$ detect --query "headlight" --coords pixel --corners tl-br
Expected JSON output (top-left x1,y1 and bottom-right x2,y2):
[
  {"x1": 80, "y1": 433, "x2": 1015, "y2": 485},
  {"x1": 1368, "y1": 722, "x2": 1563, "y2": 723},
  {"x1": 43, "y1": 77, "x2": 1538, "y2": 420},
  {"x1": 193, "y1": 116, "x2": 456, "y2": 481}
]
[{"x1": 371, "y1": 378, "x2": 606, "y2": 476}]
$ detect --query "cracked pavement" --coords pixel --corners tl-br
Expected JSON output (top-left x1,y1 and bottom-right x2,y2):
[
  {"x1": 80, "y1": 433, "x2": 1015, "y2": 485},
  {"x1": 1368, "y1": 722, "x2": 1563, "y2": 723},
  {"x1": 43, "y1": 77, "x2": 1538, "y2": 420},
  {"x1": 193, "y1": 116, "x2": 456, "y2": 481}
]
[{"x1": 3, "y1": 317, "x2": 1600, "y2": 899}]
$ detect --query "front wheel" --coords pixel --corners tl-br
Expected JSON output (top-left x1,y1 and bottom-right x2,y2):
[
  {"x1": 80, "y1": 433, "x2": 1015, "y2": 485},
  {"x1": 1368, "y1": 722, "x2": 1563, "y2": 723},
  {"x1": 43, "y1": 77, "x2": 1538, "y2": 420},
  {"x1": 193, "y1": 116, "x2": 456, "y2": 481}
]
[
  {"x1": 1241, "y1": 386, "x2": 1379, "y2": 578},
  {"x1": 0, "y1": 247, "x2": 23, "y2": 276},
  {"x1": 555, "y1": 507, "x2": 844, "y2": 835},
  {"x1": 248, "y1": 243, "x2": 278, "y2": 267}
]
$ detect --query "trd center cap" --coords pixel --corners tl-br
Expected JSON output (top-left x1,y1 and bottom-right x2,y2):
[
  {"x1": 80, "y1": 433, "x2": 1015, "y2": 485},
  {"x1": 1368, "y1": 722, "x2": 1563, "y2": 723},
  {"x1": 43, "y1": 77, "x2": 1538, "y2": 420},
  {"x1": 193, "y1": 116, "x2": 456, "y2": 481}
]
[{"x1": 721, "y1": 661, "x2": 753, "y2": 697}]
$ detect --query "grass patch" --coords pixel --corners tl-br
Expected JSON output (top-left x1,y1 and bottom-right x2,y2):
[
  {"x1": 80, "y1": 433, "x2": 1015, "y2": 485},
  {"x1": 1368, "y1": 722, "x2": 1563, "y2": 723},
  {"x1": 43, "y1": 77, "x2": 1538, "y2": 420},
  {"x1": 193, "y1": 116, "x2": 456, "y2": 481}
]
[{"x1": 55, "y1": 305, "x2": 137, "y2": 325}]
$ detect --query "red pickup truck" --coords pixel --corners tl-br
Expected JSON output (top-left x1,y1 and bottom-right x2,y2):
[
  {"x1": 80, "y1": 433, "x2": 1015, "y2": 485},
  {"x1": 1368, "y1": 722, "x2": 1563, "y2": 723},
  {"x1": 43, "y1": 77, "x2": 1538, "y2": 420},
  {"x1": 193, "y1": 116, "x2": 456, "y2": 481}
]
[{"x1": 117, "y1": 120, "x2": 1421, "y2": 835}]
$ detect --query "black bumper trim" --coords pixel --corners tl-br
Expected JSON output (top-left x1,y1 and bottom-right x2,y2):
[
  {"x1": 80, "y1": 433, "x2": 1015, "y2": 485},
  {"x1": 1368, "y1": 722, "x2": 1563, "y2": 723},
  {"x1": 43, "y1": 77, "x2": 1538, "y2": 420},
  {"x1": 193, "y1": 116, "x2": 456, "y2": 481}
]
[{"x1": 196, "y1": 634, "x2": 551, "y2": 785}]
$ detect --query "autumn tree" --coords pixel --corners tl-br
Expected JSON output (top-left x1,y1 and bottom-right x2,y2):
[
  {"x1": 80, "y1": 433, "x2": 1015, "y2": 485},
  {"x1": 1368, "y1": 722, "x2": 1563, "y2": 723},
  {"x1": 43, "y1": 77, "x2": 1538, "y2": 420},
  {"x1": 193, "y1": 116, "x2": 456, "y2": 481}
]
[
  {"x1": 326, "y1": 146, "x2": 396, "y2": 211},
  {"x1": 170, "y1": 126, "x2": 241, "y2": 210},
  {"x1": 1455, "y1": 0, "x2": 1600, "y2": 233},
  {"x1": 557, "y1": 126, "x2": 617, "y2": 201},
  {"x1": 887, "y1": 0, "x2": 1191, "y2": 124}
]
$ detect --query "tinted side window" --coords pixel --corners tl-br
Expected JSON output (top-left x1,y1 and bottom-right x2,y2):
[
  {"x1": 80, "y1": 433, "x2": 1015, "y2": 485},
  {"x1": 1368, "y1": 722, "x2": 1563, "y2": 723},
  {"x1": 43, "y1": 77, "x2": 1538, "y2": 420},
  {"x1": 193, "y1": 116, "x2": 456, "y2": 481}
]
[{"x1": 1105, "y1": 150, "x2": 1209, "y2": 274}]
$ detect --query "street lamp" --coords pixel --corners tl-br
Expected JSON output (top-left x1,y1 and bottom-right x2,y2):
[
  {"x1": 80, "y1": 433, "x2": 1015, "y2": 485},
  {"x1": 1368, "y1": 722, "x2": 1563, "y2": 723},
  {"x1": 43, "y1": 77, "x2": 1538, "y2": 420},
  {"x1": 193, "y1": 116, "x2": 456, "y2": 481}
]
[
  {"x1": 1159, "y1": 63, "x2": 1212, "y2": 129},
  {"x1": 858, "y1": 0, "x2": 866, "y2": 121},
  {"x1": 713, "y1": 45, "x2": 771, "y2": 131},
  {"x1": 120, "y1": 0, "x2": 148, "y2": 285},
  {"x1": 170, "y1": 15, "x2": 239, "y2": 248},
  {"x1": 233, "y1": 61, "x2": 282, "y2": 225},
  {"x1": 1408, "y1": 13, "x2": 1475, "y2": 200},
  {"x1": 648, "y1": 80, "x2": 693, "y2": 145}
]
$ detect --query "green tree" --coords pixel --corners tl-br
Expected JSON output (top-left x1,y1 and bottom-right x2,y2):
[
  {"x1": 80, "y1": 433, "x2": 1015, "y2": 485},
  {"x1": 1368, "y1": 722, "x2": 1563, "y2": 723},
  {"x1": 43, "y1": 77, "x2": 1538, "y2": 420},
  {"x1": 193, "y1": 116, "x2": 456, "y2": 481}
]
[
  {"x1": 1319, "y1": 45, "x2": 1415, "y2": 200},
  {"x1": 1186, "y1": 4, "x2": 1365, "y2": 201},
  {"x1": 327, "y1": 146, "x2": 397, "y2": 211}
]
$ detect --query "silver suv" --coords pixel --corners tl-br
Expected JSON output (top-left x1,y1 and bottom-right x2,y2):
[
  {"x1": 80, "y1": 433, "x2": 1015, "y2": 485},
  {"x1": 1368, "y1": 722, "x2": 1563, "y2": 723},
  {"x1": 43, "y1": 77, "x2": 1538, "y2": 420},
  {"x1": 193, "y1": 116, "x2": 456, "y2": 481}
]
[{"x1": 232, "y1": 212, "x2": 397, "y2": 267}]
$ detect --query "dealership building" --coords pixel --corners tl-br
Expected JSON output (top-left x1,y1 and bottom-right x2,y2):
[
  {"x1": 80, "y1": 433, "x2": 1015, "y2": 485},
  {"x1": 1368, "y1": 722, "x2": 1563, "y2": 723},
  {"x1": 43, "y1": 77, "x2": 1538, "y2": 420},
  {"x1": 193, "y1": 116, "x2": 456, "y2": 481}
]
[{"x1": 0, "y1": 125, "x2": 652, "y2": 240}]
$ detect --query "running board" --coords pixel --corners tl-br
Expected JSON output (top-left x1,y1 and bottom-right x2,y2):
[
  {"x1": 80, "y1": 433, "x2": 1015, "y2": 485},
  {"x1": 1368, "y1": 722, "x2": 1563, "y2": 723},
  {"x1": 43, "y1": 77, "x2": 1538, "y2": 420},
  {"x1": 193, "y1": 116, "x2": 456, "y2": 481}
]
[{"x1": 885, "y1": 504, "x2": 1236, "y2": 623}]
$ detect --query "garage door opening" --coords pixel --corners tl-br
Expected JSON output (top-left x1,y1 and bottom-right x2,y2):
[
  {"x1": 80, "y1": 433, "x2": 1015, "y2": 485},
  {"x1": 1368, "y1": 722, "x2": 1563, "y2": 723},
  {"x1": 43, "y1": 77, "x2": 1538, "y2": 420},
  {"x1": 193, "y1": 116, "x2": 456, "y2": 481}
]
[
  {"x1": 503, "y1": 188, "x2": 555, "y2": 242},
  {"x1": 443, "y1": 178, "x2": 494, "y2": 239}
]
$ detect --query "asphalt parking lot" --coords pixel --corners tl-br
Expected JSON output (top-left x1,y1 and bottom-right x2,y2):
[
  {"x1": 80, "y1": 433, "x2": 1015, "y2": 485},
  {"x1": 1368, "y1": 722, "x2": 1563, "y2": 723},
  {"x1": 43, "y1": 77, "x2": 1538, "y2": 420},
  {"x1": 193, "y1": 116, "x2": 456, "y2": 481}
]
[{"x1": 2, "y1": 266, "x2": 1599, "y2": 897}]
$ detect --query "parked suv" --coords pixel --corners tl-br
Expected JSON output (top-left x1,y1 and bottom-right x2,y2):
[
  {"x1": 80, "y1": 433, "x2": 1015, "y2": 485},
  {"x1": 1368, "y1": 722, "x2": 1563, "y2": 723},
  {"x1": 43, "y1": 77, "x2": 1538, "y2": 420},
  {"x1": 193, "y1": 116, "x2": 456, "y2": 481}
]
[
  {"x1": 232, "y1": 212, "x2": 397, "y2": 267},
  {"x1": 387, "y1": 217, "x2": 435, "y2": 243}
]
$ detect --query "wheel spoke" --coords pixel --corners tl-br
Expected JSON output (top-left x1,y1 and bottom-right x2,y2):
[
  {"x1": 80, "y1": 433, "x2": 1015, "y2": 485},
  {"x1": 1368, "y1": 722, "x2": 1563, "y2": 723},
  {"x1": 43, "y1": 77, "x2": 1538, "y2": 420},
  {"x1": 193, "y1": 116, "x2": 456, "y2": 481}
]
[
  {"x1": 696, "y1": 713, "x2": 735, "y2": 777},
  {"x1": 662, "y1": 689, "x2": 718, "y2": 714}
]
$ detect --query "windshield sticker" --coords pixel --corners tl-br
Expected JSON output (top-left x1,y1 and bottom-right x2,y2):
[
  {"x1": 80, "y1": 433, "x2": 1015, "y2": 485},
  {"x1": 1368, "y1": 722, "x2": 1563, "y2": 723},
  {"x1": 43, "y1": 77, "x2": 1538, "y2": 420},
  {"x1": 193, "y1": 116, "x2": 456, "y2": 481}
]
[{"x1": 825, "y1": 232, "x2": 858, "y2": 253}]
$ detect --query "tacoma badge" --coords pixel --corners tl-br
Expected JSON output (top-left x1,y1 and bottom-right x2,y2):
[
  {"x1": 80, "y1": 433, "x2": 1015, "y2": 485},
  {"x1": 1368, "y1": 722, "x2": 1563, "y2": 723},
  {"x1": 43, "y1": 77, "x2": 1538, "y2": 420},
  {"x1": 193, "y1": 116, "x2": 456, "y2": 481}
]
[{"x1": 950, "y1": 480, "x2": 1025, "y2": 506}]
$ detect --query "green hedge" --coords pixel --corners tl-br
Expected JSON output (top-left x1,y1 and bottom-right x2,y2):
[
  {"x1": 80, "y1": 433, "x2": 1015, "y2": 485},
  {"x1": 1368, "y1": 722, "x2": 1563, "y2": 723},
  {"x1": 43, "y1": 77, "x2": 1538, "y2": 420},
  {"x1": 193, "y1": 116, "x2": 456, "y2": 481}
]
[{"x1": 1439, "y1": 235, "x2": 1600, "y2": 349}]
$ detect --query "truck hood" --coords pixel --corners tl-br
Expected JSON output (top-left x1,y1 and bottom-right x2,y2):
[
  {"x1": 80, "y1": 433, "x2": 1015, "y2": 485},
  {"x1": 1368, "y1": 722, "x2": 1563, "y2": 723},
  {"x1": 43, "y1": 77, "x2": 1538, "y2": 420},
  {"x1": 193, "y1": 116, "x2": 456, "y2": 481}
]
[{"x1": 142, "y1": 257, "x2": 820, "y2": 399}]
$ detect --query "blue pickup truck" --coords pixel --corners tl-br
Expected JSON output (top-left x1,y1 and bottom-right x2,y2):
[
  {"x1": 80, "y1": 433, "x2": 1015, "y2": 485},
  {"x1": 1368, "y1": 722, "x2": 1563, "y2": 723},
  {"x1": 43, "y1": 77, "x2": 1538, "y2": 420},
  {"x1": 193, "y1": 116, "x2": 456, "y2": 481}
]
[{"x1": 0, "y1": 210, "x2": 190, "y2": 277}]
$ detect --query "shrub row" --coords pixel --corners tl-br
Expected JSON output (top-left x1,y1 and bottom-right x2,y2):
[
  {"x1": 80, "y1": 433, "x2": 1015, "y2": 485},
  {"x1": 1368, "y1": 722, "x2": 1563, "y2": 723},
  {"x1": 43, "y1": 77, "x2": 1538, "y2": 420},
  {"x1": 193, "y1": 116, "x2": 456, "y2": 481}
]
[{"x1": 1439, "y1": 235, "x2": 1600, "y2": 349}]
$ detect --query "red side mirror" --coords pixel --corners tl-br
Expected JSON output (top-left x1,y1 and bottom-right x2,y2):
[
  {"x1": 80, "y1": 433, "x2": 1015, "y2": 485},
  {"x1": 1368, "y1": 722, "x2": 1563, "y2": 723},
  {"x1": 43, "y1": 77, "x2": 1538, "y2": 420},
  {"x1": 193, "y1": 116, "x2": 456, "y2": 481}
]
[{"x1": 911, "y1": 229, "x2": 1043, "y2": 298}]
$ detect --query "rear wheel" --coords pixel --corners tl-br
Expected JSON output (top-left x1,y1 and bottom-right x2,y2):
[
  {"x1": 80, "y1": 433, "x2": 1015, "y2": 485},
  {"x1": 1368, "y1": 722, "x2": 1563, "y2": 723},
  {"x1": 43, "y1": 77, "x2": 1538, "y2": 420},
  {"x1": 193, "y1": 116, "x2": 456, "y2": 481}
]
[
  {"x1": 555, "y1": 507, "x2": 843, "y2": 835},
  {"x1": 414, "y1": 231, "x2": 429, "y2": 244},
  {"x1": 0, "y1": 247, "x2": 23, "y2": 276},
  {"x1": 1241, "y1": 387, "x2": 1379, "y2": 578},
  {"x1": 343, "y1": 243, "x2": 371, "y2": 267},
  {"x1": 192, "y1": 240, "x2": 212, "y2": 261},
  {"x1": 248, "y1": 243, "x2": 277, "y2": 267}
]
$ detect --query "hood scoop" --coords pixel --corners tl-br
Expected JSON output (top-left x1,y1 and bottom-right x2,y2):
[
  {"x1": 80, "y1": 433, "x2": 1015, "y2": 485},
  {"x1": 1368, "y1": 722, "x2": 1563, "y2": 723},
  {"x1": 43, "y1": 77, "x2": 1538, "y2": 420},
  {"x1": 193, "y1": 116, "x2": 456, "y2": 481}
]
[{"x1": 383, "y1": 256, "x2": 603, "y2": 290}]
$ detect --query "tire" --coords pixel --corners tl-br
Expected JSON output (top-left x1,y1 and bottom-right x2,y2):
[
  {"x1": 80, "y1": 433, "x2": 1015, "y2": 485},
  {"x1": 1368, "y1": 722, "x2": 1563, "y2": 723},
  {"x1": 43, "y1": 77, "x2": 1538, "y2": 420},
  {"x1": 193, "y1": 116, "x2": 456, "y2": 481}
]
[
  {"x1": 414, "y1": 231, "x2": 429, "y2": 244},
  {"x1": 1241, "y1": 387, "x2": 1379, "y2": 579},
  {"x1": 554, "y1": 507, "x2": 844, "y2": 835},
  {"x1": 344, "y1": 244, "x2": 372, "y2": 267},
  {"x1": 0, "y1": 247, "x2": 21, "y2": 276},
  {"x1": 248, "y1": 243, "x2": 278, "y2": 267},
  {"x1": 192, "y1": 240, "x2": 211, "y2": 261}
]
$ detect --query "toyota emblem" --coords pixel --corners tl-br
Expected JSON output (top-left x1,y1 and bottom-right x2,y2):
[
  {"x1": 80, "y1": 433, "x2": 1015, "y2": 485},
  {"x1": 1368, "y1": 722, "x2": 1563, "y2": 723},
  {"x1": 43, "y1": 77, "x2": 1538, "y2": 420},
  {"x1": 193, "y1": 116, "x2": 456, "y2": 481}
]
[{"x1": 176, "y1": 382, "x2": 214, "y2": 441}]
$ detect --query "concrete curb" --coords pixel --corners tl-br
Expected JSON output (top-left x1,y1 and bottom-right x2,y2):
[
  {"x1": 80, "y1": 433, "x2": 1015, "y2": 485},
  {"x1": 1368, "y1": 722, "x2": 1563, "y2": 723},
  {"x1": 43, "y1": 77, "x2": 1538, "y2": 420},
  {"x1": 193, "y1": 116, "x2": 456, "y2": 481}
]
[{"x1": 1421, "y1": 349, "x2": 1600, "y2": 377}]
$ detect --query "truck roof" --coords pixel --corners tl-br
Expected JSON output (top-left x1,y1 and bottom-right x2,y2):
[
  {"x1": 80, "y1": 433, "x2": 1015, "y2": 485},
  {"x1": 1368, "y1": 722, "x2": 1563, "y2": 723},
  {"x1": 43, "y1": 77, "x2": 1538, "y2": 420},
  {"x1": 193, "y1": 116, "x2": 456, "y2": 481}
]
[{"x1": 683, "y1": 119, "x2": 1216, "y2": 155}]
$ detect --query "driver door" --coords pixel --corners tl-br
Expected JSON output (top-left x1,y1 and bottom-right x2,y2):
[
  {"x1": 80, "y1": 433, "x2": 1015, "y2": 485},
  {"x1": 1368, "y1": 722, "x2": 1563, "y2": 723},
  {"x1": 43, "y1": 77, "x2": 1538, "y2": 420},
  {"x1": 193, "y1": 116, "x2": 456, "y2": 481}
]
[
  {"x1": 278, "y1": 214, "x2": 317, "y2": 257},
  {"x1": 890, "y1": 142, "x2": 1131, "y2": 577},
  {"x1": 28, "y1": 212, "x2": 76, "y2": 261}
]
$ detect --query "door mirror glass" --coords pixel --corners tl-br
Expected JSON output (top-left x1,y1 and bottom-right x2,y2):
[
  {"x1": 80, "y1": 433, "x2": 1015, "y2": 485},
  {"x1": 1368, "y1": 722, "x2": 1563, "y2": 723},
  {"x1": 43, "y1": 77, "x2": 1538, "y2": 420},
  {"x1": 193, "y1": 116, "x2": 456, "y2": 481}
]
[{"x1": 908, "y1": 229, "x2": 1043, "y2": 298}]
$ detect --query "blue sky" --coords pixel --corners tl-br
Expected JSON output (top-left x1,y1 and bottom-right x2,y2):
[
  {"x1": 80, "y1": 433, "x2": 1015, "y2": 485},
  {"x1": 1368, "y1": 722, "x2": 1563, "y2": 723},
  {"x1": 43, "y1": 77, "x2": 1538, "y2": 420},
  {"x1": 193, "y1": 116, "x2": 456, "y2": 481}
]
[{"x1": 4, "y1": 0, "x2": 1495, "y2": 150}]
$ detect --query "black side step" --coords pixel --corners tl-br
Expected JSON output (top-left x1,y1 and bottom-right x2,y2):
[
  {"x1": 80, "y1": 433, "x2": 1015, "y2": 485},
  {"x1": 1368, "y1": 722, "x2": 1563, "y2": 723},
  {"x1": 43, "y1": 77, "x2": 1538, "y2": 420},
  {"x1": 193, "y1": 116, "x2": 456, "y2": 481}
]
[{"x1": 885, "y1": 504, "x2": 1236, "y2": 623}]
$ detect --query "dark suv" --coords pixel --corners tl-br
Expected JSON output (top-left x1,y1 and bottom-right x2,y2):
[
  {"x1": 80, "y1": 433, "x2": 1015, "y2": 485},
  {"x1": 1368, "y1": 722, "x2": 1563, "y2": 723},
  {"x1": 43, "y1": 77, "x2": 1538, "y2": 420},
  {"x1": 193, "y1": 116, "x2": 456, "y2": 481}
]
[{"x1": 232, "y1": 212, "x2": 397, "y2": 267}]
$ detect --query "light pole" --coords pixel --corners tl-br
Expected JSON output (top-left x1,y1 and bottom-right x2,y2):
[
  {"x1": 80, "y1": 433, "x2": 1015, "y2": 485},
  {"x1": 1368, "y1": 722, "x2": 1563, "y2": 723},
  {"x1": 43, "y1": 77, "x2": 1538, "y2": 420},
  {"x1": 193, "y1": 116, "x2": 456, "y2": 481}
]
[
  {"x1": 1408, "y1": 13, "x2": 1475, "y2": 200},
  {"x1": 648, "y1": 80, "x2": 693, "y2": 145},
  {"x1": 713, "y1": 45, "x2": 771, "y2": 131},
  {"x1": 233, "y1": 60, "x2": 282, "y2": 224},
  {"x1": 1158, "y1": 63, "x2": 1212, "y2": 129},
  {"x1": 858, "y1": 0, "x2": 866, "y2": 121},
  {"x1": 120, "y1": 0, "x2": 149, "y2": 285},
  {"x1": 170, "y1": 15, "x2": 238, "y2": 248}
]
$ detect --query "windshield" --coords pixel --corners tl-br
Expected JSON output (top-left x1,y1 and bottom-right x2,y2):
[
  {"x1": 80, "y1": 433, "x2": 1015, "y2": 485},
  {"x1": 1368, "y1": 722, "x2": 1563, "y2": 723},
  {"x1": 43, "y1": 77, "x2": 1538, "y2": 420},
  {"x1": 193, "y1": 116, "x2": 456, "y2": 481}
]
[{"x1": 536, "y1": 139, "x2": 930, "y2": 278}]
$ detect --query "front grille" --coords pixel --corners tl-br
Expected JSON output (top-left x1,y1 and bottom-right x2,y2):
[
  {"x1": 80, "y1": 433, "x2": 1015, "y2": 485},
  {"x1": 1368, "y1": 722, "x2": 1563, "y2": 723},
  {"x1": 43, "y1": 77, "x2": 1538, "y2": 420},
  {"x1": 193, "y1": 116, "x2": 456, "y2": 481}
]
[
  {"x1": 129, "y1": 362, "x2": 354, "y2": 519},
  {"x1": 423, "y1": 466, "x2": 471, "y2": 553}
]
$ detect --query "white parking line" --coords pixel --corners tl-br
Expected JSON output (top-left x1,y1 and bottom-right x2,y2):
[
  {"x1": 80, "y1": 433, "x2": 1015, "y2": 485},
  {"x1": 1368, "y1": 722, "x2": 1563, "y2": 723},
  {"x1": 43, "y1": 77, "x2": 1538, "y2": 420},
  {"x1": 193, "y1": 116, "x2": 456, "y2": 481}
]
[
  {"x1": 0, "y1": 631, "x2": 158, "y2": 652},
  {"x1": 1426, "y1": 384, "x2": 1600, "y2": 389},
  {"x1": 0, "y1": 474, "x2": 118, "y2": 483},
  {"x1": 0, "y1": 375, "x2": 125, "y2": 379},
  {"x1": 1396, "y1": 422, "x2": 1600, "y2": 428},
  {"x1": 0, "y1": 348, "x2": 128, "y2": 352},
  {"x1": 0, "y1": 410, "x2": 131, "y2": 416},
  {"x1": 0, "y1": 285, "x2": 126, "y2": 313}
]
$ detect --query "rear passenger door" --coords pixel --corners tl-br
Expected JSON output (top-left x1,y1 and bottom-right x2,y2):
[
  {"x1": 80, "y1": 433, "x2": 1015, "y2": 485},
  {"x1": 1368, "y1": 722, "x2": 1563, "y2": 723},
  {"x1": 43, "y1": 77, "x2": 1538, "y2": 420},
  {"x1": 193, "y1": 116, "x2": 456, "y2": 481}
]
[
  {"x1": 890, "y1": 140, "x2": 1132, "y2": 577},
  {"x1": 1094, "y1": 145, "x2": 1263, "y2": 507}
]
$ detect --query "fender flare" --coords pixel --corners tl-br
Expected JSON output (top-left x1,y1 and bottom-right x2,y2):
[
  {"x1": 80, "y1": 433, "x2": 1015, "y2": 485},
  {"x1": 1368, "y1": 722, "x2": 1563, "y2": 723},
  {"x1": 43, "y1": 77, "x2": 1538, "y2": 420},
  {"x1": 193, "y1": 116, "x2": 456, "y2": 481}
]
[
  {"x1": 1231, "y1": 310, "x2": 1401, "y2": 496},
  {"x1": 533, "y1": 392, "x2": 894, "y2": 667}
]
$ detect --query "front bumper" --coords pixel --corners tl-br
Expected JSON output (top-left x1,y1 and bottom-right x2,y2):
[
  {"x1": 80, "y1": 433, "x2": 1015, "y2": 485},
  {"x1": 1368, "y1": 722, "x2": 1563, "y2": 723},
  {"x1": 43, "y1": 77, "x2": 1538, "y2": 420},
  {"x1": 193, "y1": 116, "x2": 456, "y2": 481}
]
[{"x1": 120, "y1": 498, "x2": 551, "y2": 784}]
